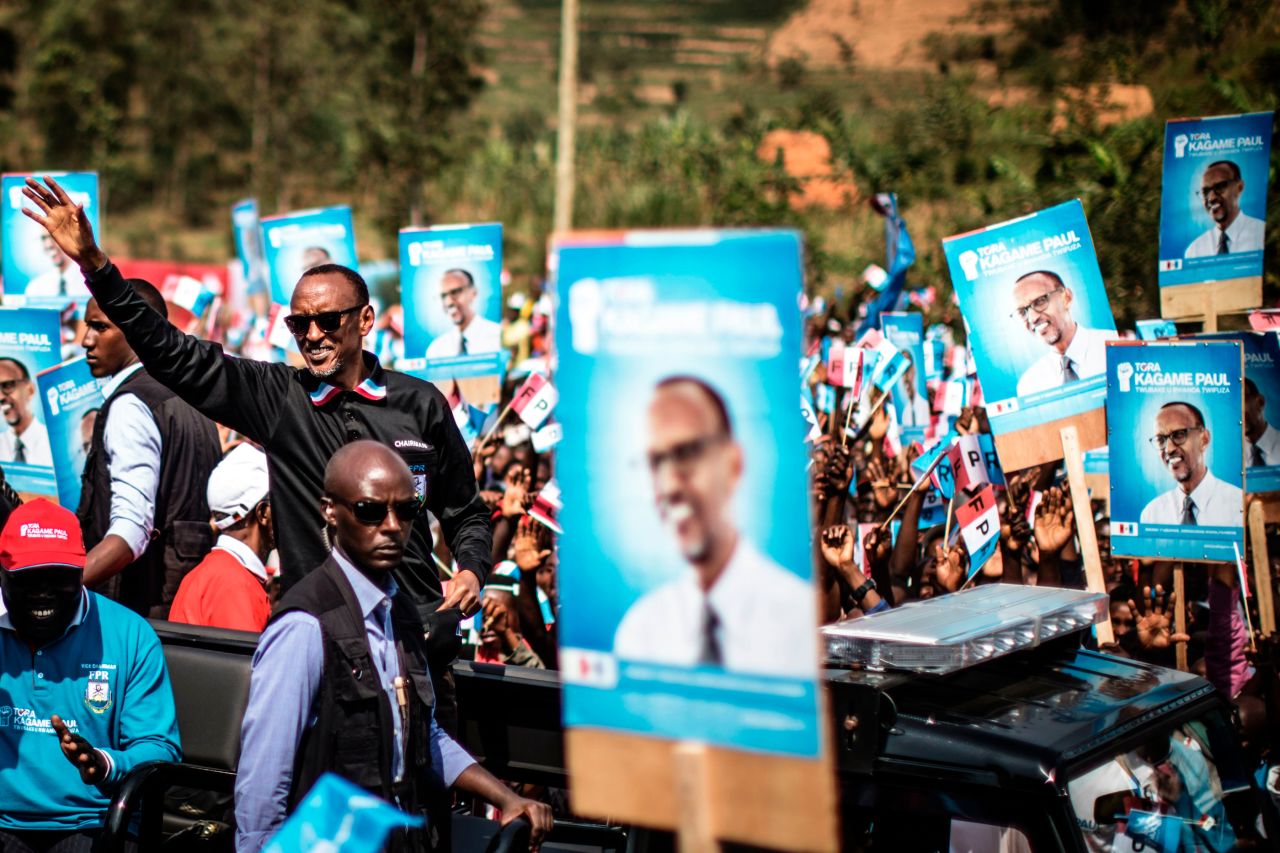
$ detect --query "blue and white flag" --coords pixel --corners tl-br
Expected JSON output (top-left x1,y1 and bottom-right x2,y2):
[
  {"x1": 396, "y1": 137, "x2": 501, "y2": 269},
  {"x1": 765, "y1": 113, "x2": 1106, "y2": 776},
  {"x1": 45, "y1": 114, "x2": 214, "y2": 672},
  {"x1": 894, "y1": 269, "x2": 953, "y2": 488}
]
[{"x1": 263, "y1": 773, "x2": 424, "y2": 853}]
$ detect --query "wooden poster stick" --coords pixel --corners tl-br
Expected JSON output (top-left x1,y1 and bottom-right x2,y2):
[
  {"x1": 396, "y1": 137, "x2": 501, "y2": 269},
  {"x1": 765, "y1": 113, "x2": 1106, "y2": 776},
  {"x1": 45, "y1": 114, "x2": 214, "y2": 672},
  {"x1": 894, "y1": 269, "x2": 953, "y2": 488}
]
[
  {"x1": 1173, "y1": 563, "x2": 1188, "y2": 672},
  {"x1": 1060, "y1": 425, "x2": 1114, "y2": 645},
  {"x1": 474, "y1": 400, "x2": 515, "y2": 453},
  {"x1": 674, "y1": 742, "x2": 718, "y2": 853},
  {"x1": 877, "y1": 450, "x2": 947, "y2": 531},
  {"x1": 1248, "y1": 498, "x2": 1276, "y2": 637}
]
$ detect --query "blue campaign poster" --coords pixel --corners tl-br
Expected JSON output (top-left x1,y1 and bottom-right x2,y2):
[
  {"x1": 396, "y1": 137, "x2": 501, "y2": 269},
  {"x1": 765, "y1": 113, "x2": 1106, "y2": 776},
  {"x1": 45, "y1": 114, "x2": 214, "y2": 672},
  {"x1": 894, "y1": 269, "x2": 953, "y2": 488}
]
[
  {"x1": 36, "y1": 358, "x2": 107, "y2": 510},
  {"x1": 943, "y1": 200, "x2": 1117, "y2": 437},
  {"x1": 231, "y1": 198, "x2": 268, "y2": 298},
  {"x1": 1107, "y1": 340, "x2": 1244, "y2": 562},
  {"x1": 1158, "y1": 111, "x2": 1273, "y2": 289},
  {"x1": 554, "y1": 229, "x2": 820, "y2": 758},
  {"x1": 0, "y1": 308, "x2": 67, "y2": 497},
  {"x1": 2, "y1": 172, "x2": 99, "y2": 300},
  {"x1": 881, "y1": 312, "x2": 930, "y2": 429},
  {"x1": 398, "y1": 223, "x2": 504, "y2": 371},
  {"x1": 260, "y1": 205, "x2": 358, "y2": 306},
  {"x1": 1200, "y1": 331, "x2": 1280, "y2": 494}
]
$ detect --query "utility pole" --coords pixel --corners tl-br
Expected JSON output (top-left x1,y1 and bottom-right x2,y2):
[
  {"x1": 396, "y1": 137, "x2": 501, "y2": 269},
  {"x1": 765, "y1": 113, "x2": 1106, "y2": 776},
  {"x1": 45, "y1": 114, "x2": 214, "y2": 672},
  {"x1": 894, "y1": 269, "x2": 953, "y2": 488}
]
[{"x1": 553, "y1": 0, "x2": 579, "y2": 233}]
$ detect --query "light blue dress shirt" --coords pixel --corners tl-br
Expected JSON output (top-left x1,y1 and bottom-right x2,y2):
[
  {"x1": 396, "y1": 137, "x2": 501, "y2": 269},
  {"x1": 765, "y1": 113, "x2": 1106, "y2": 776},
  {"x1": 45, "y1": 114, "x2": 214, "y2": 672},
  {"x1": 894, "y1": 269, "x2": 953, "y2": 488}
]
[
  {"x1": 233, "y1": 548, "x2": 474, "y2": 852},
  {"x1": 100, "y1": 362, "x2": 162, "y2": 559}
]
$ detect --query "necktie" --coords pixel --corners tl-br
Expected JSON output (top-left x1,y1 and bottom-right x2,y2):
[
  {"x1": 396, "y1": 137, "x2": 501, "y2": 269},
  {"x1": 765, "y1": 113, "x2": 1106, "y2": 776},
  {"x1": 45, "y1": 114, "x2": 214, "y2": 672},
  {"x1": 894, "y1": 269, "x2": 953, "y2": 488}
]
[
  {"x1": 1181, "y1": 495, "x2": 1196, "y2": 526},
  {"x1": 14, "y1": 438, "x2": 25, "y2": 464},
  {"x1": 1251, "y1": 443, "x2": 1265, "y2": 467},
  {"x1": 1061, "y1": 355, "x2": 1079, "y2": 383},
  {"x1": 459, "y1": 333, "x2": 468, "y2": 356},
  {"x1": 58, "y1": 272, "x2": 67, "y2": 297},
  {"x1": 698, "y1": 602, "x2": 722, "y2": 667},
  {"x1": 1217, "y1": 230, "x2": 1229, "y2": 255}
]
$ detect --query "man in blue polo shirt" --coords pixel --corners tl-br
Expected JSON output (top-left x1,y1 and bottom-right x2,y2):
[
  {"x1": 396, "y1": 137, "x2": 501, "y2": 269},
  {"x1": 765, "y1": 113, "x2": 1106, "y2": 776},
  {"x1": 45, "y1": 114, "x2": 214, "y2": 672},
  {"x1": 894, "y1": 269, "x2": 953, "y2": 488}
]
[{"x1": 0, "y1": 499, "x2": 181, "y2": 851}]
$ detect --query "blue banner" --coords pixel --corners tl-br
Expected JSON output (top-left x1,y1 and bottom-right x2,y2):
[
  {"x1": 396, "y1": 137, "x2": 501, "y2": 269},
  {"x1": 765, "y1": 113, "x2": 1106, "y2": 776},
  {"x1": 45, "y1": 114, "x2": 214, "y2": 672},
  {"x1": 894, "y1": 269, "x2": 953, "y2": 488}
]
[
  {"x1": 2, "y1": 172, "x2": 99, "y2": 300},
  {"x1": 260, "y1": 205, "x2": 358, "y2": 306},
  {"x1": 1158, "y1": 111, "x2": 1273, "y2": 289},
  {"x1": 398, "y1": 223, "x2": 505, "y2": 374},
  {"x1": 881, "y1": 312, "x2": 930, "y2": 429},
  {"x1": 943, "y1": 200, "x2": 1118, "y2": 438},
  {"x1": 231, "y1": 198, "x2": 268, "y2": 298},
  {"x1": 554, "y1": 229, "x2": 820, "y2": 758},
  {"x1": 0, "y1": 308, "x2": 66, "y2": 497},
  {"x1": 1107, "y1": 340, "x2": 1244, "y2": 561},
  {"x1": 1136, "y1": 319, "x2": 1178, "y2": 341},
  {"x1": 36, "y1": 358, "x2": 107, "y2": 510},
  {"x1": 263, "y1": 772, "x2": 423, "y2": 853},
  {"x1": 1199, "y1": 331, "x2": 1280, "y2": 494}
]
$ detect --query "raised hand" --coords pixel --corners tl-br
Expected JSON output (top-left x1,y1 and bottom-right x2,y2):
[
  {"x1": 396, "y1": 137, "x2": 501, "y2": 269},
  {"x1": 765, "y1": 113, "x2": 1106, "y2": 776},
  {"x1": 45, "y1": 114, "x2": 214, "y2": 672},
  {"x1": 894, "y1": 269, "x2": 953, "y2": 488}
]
[
  {"x1": 51, "y1": 715, "x2": 109, "y2": 784},
  {"x1": 865, "y1": 458, "x2": 897, "y2": 510},
  {"x1": 1128, "y1": 585, "x2": 1191, "y2": 650},
  {"x1": 867, "y1": 403, "x2": 890, "y2": 442},
  {"x1": 862, "y1": 526, "x2": 892, "y2": 569},
  {"x1": 501, "y1": 467, "x2": 533, "y2": 518},
  {"x1": 20, "y1": 177, "x2": 107, "y2": 271},
  {"x1": 825, "y1": 443, "x2": 853, "y2": 495},
  {"x1": 512, "y1": 516, "x2": 551, "y2": 572},
  {"x1": 820, "y1": 524, "x2": 855, "y2": 569},
  {"x1": 932, "y1": 543, "x2": 966, "y2": 593},
  {"x1": 1034, "y1": 486, "x2": 1075, "y2": 556}
]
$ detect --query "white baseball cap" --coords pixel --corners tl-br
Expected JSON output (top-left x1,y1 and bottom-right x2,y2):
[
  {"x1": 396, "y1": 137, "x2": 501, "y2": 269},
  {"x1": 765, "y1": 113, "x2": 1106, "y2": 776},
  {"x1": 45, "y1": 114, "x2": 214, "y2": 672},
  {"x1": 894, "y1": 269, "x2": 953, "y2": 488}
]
[{"x1": 208, "y1": 443, "x2": 270, "y2": 530}]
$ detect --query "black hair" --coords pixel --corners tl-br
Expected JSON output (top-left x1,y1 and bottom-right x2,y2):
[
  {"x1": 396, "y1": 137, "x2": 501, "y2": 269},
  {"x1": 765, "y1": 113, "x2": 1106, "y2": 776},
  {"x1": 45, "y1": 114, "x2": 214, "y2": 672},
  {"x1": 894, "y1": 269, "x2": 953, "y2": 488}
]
[
  {"x1": 298, "y1": 263, "x2": 370, "y2": 306},
  {"x1": 443, "y1": 268, "x2": 475, "y2": 288},
  {"x1": 1159, "y1": 400, "x2": 1205, "y2": 429},
  {"x1": 1205, "y1": 160, "x2": 1242, "y2": 182},
  {"x1": 0, "y1": 357, "x2": 29, "y2": 380},
  {"x1": 1014, "y1": 269, "x2": 1066, "y2": 290},
  {"x1": 654, "y1": 376, "x2": 733, "y2": 437},
  {"x1": 80, "y1": 407, "x2": 99, "y2": 421},
  {"x1": 1244, "y1": 377, "x2": 1259, "y2": 397},
  {"x1": 124, "y1": 279, "x2": 169, "y2": 320}
]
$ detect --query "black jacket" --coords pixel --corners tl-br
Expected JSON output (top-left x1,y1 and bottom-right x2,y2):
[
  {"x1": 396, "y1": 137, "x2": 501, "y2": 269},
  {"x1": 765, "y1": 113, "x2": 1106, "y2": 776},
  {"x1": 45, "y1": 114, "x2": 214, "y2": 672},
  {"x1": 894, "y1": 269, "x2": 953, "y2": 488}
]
[
  {"x1": 78, "y1": 367, "x2": 220, "y2": 618},
  {"x1": 83, "y1": 262, "x2": 492, "y2": 612}
]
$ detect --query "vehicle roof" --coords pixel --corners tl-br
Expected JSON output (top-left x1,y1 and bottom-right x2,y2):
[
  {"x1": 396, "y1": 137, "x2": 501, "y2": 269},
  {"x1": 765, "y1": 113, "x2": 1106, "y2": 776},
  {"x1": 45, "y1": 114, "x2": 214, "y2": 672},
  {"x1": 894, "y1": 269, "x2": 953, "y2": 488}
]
[{"x1": 827, "y1": 643, "x2": 1216, "y2": 789}]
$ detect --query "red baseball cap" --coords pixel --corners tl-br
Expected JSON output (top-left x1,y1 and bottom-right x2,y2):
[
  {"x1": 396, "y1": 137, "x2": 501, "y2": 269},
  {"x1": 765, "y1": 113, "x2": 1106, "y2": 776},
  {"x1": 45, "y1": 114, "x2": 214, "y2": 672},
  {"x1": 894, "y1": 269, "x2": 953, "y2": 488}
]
[{"x1": 0, "y1": 499, "x2": 86, "y2": 573}]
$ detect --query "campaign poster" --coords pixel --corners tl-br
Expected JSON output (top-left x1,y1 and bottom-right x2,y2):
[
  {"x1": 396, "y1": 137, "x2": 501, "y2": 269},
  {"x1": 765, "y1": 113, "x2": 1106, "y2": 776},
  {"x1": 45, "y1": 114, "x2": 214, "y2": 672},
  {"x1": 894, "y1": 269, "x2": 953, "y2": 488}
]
[
  {"x1": 1199, "y1": 331, "x2": 1280, "y2": 494},
  {"x1": 114, "y1": 259, "x2": 226, "y2": 335},
  {"x1": 943, "y1": 200, "x2": 1116, "y2": 469},
  {"x1": 1107, "y1": 340, "x2": 1244, "y2": 562},
  {"x1": 36, "y1": 358, "x2": 107, "y2": 510},
  {"x1": 1158, "y1": 112, "x2": 1273, "y2": 293},
  {"x1": 1, "y1": 172, "x2": 99, "y2": 301},
  {"x1": 398, "y1": 223, "x2": 505, "y2": 377},
  {"x1": 231, "y1": 198, "x2": 268, "y2": 298},
  {"x1": 259, "y1": 205, "x2": 358, "y2": 306},
  {"x1": 555, "y1": 229, "x2": 821, "y2": 758},
  {"x1": 881, "y1": 312, "x2": 930, "y2": 431},
  {"x1": 0, "y1": 308, "x2": 66, "y2": 497}
]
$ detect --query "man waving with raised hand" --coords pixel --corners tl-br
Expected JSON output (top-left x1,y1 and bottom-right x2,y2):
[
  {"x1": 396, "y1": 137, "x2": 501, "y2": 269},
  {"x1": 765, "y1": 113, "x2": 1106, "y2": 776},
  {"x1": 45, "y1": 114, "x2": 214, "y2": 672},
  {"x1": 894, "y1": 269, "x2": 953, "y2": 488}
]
[{"x1": 22, "y1": 175, "x2": 492, "y2": 729}]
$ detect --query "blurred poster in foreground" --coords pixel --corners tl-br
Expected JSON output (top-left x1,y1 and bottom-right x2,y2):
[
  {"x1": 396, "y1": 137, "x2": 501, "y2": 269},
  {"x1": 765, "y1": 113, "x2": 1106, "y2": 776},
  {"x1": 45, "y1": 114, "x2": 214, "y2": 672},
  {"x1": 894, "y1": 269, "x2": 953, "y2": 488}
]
[{"x1": 1107, "y1": 340, "x2": 1244, "y2": 562}]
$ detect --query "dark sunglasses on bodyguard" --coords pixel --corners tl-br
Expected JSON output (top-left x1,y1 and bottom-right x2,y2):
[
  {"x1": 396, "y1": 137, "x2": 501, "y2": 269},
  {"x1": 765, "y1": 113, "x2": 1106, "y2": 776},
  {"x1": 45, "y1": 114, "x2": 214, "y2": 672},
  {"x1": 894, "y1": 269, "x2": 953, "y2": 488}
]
[
  {"x1": 283, "y1": 304, "x2": 366, "y2": 337},
  {"x1": 327, "y1": 494, "x2": 424, "y2": 526}
]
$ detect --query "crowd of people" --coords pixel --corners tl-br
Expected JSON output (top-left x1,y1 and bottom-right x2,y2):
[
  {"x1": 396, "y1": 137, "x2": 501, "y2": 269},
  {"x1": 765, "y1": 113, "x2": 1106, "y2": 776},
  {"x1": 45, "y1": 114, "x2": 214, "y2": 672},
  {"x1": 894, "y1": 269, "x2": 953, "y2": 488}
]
[{"x1": 0, "y1": 173, "x2": 1275, "y2": 853}]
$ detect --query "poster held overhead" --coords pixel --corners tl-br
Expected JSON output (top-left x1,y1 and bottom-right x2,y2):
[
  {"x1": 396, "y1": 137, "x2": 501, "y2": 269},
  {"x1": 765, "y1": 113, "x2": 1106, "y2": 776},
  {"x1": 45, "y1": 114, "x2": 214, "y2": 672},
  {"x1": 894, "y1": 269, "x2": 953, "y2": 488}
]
[
  {"x1": 1197, "y1": 331, "x2": 1280, "y2": 494},
  {"x1": 1158, "y1": 112, "x2": 1272, "y2": 319},
  {"x1": 1107, "y1": 340, "x2": 1245, "y2": 562},
  {"x1": 2, "y1": 172, "x2": 99, "y2": 302},
  {"x1": 0, "y1": 307, "x2": 67, "y2": 498},
  {"x1": 943, "y1": 199, "x2": 1117, "y2": 471},
  {"x1": 398, "y1": 223, "x2": 505, "y2": 374},
  {"x1": 553, "y1": 228, "x2": 834, "y2": 852},
  {"x1": 36, "y1": 358, "x2": 107, "y2": 510},
  {"x1": 260, "y1": 205, "x2": 358, "y2": 306}
]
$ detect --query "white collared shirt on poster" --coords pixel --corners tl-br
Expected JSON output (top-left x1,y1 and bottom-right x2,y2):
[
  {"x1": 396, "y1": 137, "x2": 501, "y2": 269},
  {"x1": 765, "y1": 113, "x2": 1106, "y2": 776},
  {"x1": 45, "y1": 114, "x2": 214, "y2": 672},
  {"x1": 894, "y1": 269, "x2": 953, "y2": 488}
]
[
  {"x1": 1140, "y1": 470, "x2": 1244, "y2": 528},
  {"x1": 1184, "y1": 212, "x2": 1265, "y2": 258},
  {"x1": 424, "y1": 317, "x2": 503, "y2": 359},
  {"x1": 1016, "y1": 325, "x2": 1116, "y2": 397}
]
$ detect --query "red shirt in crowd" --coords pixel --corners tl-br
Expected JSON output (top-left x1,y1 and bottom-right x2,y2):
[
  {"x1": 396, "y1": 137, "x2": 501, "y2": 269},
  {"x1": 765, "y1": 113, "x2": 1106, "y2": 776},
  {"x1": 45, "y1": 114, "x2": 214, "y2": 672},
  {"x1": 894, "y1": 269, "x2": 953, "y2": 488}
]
[{"x1": 169, "y1": 535, "x2": 271, "y2": 632}]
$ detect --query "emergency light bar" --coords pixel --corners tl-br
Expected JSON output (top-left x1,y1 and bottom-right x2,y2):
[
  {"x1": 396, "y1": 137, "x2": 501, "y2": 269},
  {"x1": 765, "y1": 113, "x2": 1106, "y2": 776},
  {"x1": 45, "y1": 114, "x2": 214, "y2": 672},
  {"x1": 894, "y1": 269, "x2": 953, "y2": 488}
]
[{"x1": 822, "y1": 584, "x2": 1107, "y2": 674}]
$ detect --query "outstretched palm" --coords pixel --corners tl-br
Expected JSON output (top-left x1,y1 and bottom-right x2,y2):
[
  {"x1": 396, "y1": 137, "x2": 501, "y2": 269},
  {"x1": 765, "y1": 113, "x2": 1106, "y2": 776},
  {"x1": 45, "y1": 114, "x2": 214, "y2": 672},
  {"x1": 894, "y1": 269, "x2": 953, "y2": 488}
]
[
  {"x1": 1034, "y1": 487, "x2": 1075, "y2": 555},
  {"x1": 20, "y1": 176, "x2": 104, "y2": 269}
]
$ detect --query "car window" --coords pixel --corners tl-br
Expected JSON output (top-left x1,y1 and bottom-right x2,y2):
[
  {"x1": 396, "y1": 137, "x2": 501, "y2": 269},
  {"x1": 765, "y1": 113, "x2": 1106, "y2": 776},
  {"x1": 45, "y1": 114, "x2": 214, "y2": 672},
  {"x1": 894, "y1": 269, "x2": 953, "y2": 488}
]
[{"x1": 1066, "y1": 710, "x2": 1266, "y2": 852}]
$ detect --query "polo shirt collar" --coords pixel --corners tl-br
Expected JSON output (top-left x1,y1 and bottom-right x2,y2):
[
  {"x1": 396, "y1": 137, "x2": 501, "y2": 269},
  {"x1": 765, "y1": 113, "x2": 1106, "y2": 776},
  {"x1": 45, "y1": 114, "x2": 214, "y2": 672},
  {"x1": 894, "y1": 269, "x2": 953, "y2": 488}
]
[
  {"x1": 307, "y1": 351, "x2": 388, "y2": 407},
  {"x1": 0, "y1": 587, "x2": 91, "y2": 634},
  {"x1": 214, "y1": 534, "x2": 269, "y2": 583}
]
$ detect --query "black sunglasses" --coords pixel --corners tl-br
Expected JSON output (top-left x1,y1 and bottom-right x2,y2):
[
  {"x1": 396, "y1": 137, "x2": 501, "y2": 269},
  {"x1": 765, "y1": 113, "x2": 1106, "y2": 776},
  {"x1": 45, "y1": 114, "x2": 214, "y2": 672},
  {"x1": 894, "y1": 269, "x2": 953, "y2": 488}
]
[
  {"x1": 327, "y1": 494, "x2": 423, "y2": 526},
  {"x1": 283, "y1": 304, "x2": 366, "y2": 337}
]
